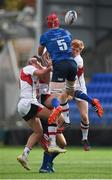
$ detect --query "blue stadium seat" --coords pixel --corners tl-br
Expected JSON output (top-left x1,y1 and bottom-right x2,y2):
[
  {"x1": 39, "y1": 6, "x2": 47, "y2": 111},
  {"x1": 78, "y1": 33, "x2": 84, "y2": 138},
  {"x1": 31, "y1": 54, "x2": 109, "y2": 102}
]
[
  {"x1": 92, "y1": 73, "x2": 112, "y2": 83},
  {"x1": 88, "y1": 73, "x2": 112, "y2": 127}
]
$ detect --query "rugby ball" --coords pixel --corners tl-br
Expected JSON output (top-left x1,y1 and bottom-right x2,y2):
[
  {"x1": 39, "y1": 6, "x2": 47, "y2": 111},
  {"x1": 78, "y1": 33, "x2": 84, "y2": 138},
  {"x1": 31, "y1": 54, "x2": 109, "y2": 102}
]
[{"x1": 65, "y1": 10, "x2": 77, "y2": 25}]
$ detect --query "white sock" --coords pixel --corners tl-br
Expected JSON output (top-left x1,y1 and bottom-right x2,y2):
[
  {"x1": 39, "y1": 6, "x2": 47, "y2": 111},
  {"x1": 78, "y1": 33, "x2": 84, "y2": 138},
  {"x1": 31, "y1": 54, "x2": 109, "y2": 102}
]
[
  {"x1": 81, "y1": 121, "x2": 89, "y2": 140},
  {"x1": 48, "y1": 125, "x2": 57, "y2": 147},
  {"x1": 81, "y1": 129, "x2": 89, "y2": 140},
  {"x1": 61, "y1": 102, "x2": 70, "y2": 124},
  {"x1": 23, "y1": 146, "x2": 31, "y2": 157}
]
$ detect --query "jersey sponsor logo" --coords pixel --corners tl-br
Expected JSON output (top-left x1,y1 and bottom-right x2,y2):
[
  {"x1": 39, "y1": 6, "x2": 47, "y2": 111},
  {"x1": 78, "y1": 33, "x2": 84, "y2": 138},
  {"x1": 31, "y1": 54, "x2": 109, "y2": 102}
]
[{"x1": 57, "y1": 78, "x2": 64, "y2": 81}]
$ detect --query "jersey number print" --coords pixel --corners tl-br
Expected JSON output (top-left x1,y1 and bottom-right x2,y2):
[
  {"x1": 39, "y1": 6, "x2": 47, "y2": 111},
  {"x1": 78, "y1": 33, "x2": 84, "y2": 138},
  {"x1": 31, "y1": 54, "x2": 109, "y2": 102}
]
[{"x1": 57, "y1": 39, "x2": 67, "y2": 51}]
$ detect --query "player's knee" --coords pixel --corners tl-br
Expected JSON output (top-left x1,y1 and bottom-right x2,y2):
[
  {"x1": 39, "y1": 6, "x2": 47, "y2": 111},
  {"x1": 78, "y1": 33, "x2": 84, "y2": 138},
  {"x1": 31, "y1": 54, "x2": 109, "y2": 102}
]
[
  {"x1": 34, "y1": 128, "x2": 43, "y2": 137},
  {"x1": 32, "y1": 131, "x2": 43, "y2": 141}
]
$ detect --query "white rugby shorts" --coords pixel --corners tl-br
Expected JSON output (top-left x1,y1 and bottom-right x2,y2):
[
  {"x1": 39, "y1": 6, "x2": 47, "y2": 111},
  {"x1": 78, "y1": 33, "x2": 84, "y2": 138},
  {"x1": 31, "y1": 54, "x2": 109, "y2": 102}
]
[{"x1": 17, "y1": 98, "x2": 44, "y2": 117}]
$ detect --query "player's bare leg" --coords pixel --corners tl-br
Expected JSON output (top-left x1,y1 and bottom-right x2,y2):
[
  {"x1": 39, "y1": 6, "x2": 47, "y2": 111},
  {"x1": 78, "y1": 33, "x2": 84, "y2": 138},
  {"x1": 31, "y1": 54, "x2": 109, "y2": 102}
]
[
  {"x1": 17, "y1": 117, "x2": 43, "y2": 170},
  {"x1": 76, "y1": 100, "x2": 90, "y2": 151}
]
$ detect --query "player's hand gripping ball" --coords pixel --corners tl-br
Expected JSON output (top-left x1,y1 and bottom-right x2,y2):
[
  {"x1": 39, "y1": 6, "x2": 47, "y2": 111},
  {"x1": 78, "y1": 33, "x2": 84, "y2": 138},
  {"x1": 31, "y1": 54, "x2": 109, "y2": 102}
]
[{"x1": 65, "y1": 10, "x2": 77, "y2": 25}]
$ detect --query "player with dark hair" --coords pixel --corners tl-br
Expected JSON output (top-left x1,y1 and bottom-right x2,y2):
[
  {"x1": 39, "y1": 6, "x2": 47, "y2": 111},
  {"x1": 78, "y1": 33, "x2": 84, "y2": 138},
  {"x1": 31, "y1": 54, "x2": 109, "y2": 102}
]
[{"x1": 16, "y1": 56, "x2": 66, "y2": 170}]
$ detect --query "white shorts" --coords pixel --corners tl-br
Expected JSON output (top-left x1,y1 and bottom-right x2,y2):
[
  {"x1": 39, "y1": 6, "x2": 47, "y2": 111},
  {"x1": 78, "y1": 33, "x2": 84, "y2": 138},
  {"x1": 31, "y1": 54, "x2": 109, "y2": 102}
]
[{"x1": 17, "y1": 98, "x2": 44, "y2": 118}]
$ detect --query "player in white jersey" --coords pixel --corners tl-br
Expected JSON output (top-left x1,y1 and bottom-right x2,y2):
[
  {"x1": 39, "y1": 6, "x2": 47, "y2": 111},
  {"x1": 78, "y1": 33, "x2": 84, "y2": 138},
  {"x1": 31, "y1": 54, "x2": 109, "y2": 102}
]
[
  {"x1": 72, "y1": 39, "x2": 94, "y2": 150},
  {"x1": 17, "y1": 56, "x2": 66, "y2": 171}
]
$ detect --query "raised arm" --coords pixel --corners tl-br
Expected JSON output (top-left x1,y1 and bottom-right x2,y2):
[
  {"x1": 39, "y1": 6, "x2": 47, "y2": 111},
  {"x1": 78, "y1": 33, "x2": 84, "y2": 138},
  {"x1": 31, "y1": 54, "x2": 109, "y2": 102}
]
[{"x1": 38, "y1": 45, "x2": 44, "y2": 57}]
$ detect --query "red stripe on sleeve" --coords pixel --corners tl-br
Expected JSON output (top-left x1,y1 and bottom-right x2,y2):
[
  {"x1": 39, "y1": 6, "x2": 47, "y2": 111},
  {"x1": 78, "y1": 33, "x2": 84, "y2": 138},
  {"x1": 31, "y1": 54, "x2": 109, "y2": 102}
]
[{"x1": 20, "y1": 69, "x2": 32, "y2": 86}]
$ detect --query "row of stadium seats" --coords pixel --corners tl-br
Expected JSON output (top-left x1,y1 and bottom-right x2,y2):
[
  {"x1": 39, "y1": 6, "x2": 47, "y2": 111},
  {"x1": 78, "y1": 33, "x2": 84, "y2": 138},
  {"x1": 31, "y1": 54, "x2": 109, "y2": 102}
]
[
  {"x1": 92, "y1": 73, "x2": 112, "y2": 83},
  {"x1": 87, "y1": 84, "x2": 112, "y2": 93},
  {"x1": 69, "y1": 73, "x2": 112, "y2": 128}
]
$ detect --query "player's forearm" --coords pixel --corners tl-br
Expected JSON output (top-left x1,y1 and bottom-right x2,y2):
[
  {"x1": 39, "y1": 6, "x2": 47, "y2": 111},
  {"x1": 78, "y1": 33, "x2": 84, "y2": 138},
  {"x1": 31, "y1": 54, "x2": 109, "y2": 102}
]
[{"x1": 38, "y1": 45, "x2": 44, "y2": 56}]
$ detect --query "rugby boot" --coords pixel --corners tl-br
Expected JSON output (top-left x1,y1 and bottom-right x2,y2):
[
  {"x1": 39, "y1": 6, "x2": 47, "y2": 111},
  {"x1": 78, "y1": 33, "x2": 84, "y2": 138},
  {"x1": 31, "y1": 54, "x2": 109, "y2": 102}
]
[
  {"x1": 17, "y1": 154, "x2": 30, "y2": 170},
  {"x1": 48, "y1": 146, "x2": 67, "y2": 153},
  {"x1": 81, "y1": 139, "x2": 90, "y2": 151},
  {"x1": 92, "y1": 98, "x2": 103, "y2": 117}
]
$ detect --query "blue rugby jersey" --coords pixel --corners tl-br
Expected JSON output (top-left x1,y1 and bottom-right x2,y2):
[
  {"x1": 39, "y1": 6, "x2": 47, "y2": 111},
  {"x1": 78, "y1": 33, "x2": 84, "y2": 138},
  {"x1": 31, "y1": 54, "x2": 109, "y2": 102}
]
[{"x1": 40, "y1": 28, "x2": 74, "y2": 63}]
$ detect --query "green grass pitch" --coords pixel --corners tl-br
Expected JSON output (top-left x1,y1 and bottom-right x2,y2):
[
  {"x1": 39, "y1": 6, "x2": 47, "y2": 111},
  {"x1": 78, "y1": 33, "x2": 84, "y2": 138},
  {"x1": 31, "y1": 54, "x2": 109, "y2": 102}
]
[{"x1": 0, "y1": 146, "x2": 112, "y2": 179}]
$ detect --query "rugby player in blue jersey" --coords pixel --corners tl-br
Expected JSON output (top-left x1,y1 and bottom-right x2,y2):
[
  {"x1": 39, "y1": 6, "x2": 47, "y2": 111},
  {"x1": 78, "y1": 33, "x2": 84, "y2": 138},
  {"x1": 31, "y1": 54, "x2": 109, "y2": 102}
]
[
  {"x1": 37, "y1": 13, "x2": 103, "y2": 173},
  {"x1": 38, "y1": 13, "x2": 77, "y2": 113}
]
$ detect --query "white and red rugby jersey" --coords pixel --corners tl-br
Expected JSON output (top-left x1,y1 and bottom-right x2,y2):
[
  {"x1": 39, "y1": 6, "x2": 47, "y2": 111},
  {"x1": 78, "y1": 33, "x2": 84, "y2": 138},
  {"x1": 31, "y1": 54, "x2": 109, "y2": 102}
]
[
  {"x1": 74, "y1": 55, "x2": 87, "y2": 93},
  {"x1": 19, "y1": 65, "x2": 39, "y2": 99}
]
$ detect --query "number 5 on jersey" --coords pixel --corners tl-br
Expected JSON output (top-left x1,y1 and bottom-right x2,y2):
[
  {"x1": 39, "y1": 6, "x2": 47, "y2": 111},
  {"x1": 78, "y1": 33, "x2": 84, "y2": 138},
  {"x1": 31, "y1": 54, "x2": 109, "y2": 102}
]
[{"x1": 57, "y1": 39, "x2": 67, "y2": 51}]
